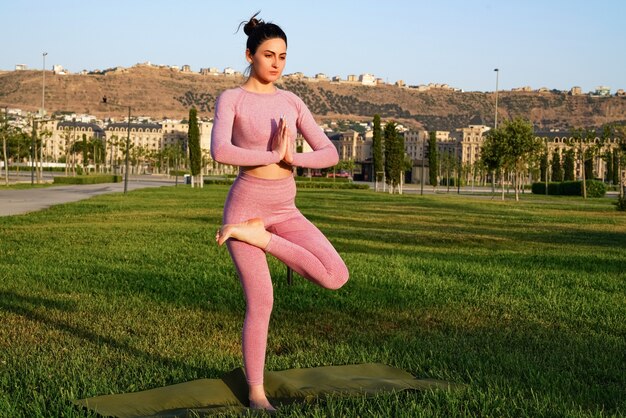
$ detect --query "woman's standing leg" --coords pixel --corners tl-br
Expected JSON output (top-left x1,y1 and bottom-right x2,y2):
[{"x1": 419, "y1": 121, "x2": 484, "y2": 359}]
[{"x1": 226, "y1": 238, "x2": 276, "y2": 410}]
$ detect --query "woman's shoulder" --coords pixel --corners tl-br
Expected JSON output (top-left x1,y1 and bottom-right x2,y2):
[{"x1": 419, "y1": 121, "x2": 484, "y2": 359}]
[
  {"x1": 277, "y1": 88, "x2": 305, "y2": 108},
  {"x1": 216, "y1": 87, "x2": 245, "y2": 103}
]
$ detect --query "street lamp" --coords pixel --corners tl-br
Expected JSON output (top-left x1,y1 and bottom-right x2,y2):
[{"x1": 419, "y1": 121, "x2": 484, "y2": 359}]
[
  {"x1": 41, "y1": 52, "x2": 47, "y2": 117},
  {"x1": 2, "y1": 106, "x2": 8, "y2": 185},
  {"x1": 494, "y1": 68, "x2": 499, "y2": 129},
  {"x1": 102, "y1": 96, "x2": 131, "y2": 194}
]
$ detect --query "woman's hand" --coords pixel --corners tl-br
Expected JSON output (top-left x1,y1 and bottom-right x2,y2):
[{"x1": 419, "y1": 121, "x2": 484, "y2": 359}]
[{"x1": 272, "y1": 115, "x2": 293, "y2": 165}]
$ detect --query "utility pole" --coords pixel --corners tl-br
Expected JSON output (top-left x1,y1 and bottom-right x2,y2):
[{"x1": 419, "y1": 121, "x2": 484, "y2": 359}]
[
  {"x1": 2, "y1": 107, "x2": 8, "y2": 185},
  {"x1": 420, "y1": 134, "x2": 425, "y2": 195}
]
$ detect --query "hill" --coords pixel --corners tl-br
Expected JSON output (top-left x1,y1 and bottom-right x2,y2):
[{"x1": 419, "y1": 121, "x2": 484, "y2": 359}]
[{"x1": 1, "y1": 66, "x2": 625, "y2": 131}]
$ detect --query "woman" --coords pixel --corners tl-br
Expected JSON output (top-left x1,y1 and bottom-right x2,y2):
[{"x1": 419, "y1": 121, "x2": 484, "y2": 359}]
[{"x1": 211, "y1": 13, "x2": 349, "y2": 412}]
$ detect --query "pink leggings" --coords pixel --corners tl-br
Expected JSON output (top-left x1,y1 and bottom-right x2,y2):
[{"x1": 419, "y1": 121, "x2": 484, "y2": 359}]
[{"x1": 223, "y1": 172, "x2": 349, "y2": 385}]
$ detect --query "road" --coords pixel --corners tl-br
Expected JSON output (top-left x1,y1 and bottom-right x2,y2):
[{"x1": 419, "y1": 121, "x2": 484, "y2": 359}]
[{"x1": 0, "y1": 176, "x2": 177, "y2": 217}]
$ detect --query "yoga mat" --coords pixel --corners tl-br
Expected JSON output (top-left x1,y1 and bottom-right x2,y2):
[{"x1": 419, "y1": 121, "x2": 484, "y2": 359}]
[{"x1": 75, "y1": 363, "x2": 459, "y2": 417}]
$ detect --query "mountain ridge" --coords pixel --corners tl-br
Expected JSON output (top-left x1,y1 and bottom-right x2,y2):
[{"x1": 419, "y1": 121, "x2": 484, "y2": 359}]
[{"x1": 1, "y1": 66, "x2": 625, "y2": 131}]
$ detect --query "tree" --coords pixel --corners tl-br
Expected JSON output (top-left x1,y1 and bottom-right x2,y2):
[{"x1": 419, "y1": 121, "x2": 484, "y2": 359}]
[
  {"x1": 613, "y1": 148, "x2": 620, "y2": 185},
  {"x1": 481, "y1": 126, "x2": 508, "y2": 199},
  {"x1": 372, "y1": 114, "x2": 383, "y2": 181},
  {"x1": 428, "y1": 131, "x2": 438, "y2": 188},
  {"x1": 551, "y1": 150, "x2": 563, "y2": 182},
  {"x1": 383, "y1": 121, "x2": 402, "y2": 193},
  {"x1": 482, "y1": 117, "x2": 542, "y2": 201},
  {"x1": 82, "y1": 133, "x2": 88, "y2": 174},
  {"x1": 563, "y1": 149, "x2": 575, "y2": 181},
  {"x1": 570, "y1": 128, "x2": 597, "y2": 198},
  {"x1": 188, "y1": 107, "x2": 202, "y2": 188},
  {"x1": 540, "y1": 150, "x2": 549, "y2": 184},
  {"x1": 604, "y1": 149, "x2": 614, "y2": 183}
]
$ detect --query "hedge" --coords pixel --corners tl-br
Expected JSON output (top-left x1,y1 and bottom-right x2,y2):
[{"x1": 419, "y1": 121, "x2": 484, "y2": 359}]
[
  {"x1": 168, "y1": 170, "x2": 190, "y2": 176},
  {"x1": 53, "y1": 175, "x2": 122, "y2": 185},
  {"x1": 531, "y1": 180, "x2": 606, "y2": 197},
  {"x1": 203, "y1": 178, "x2": 368, "y2": 190}
]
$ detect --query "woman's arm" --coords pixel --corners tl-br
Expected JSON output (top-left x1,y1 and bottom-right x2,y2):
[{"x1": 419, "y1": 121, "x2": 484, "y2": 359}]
[
  {"x1": 210, "y1": 92, "x2": 282, "y2": 166},
  {"x1": 291, "y1": 97, "x2": 339, "y2": 169}
]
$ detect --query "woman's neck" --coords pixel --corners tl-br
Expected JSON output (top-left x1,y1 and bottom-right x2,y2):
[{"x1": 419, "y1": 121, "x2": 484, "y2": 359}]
[{"x1": 242, "y1": 76, "x2": 276, "y2": 94}]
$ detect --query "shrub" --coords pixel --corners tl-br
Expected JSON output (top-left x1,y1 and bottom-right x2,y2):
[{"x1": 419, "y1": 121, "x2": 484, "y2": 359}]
[
  {"x1": 615, "y1": 196, "x2": 626, "y2": 212},
  {"x1": 168, "y1": 170, "x2": 190, "y2": 176},
  {"x1": 531, "y1": 180, "x2": 606, "y2": 197},
  {"x1": 202, "y1": 178, "x2": 368, "y2": 189},
  {"x1": 585, "y1": 180, "x2": 606, "y2": 198},
  {"x1": 53, "y1": 175, "x2": 122, "y2": 185}
]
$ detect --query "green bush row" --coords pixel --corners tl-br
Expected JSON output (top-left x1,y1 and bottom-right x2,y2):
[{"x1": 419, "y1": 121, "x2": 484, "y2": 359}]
[
  {"x1": 295, "y1": 176, "x2": 351, "y2": 183},
  {"x1": 168, "y1": 170, "x2": 190, "y2": 176},
  {"x1": 531, "y1": 180, "x2": 606, "y2": 197},
  {"x1": 53, "y1": 175, "x2": 122, "y2": 185},
  {"x1": 203, "y1": 178, "x2": 368, "y2": 189},
  {"x1": 295, "y1": 182, "x2": 368, "y2": 189}
]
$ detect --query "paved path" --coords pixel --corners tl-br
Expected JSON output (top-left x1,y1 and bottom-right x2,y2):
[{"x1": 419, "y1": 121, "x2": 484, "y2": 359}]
[{"x1": 0, "y1": 179, "x2": 176, "y2": 217}]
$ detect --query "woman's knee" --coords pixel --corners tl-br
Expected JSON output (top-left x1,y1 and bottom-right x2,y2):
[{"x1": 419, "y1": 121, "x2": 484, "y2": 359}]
[{"x1": 323, "y1": 263, "x2": 349, "y2": 290}]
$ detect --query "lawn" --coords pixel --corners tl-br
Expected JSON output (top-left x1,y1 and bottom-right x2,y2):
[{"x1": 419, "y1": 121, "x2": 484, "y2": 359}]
[{"x1": 0, "y1": 186, "x2": 624, "y2": 417}]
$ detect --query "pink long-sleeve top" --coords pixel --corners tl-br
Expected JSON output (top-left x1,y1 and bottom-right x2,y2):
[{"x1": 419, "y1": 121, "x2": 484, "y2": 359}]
[{"x1": 210, "y1": 87, "x2": 339, "y2": 169}]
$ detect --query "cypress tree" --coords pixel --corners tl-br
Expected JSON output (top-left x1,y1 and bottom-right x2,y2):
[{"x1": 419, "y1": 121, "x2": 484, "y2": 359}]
[
  {"x1": 563, "y1": 149, "x2": 575, "y2": 181},
  {"x1": 613, "y1": 148, "x2": 620, "y2": 185},
  {"x1": 188, "y1": 107, "x2": 201, "y2": 186},
  {"x1": 606, "y1": 151, "x2": 614, "y2": 183},
  {"x1": 428, "y1": 131, "x2": 438, "y2": 187},
  {"x1": 550, "y1": 150, "x2": 563, "y2": 182},
  {"x1": 372, "y1": 114, "x2": 383, "y2": 181},
  {"x1": 540, "y1": 151, "x2": 548, "y2": 182},
  {"x1": 82, "y1": 133, "x2": 87, "y2": 173},
  {"x1": 383, "y1": 121, "x2": 401, "y2": 191},
  {"x1": 584, "y1": 154, "x2": 594, "y2": 180}
]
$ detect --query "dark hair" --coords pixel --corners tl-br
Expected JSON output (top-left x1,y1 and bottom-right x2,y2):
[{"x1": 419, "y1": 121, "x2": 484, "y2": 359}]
[{"x1": 239, "y1": 11, "x2": 287, "y2": 55}]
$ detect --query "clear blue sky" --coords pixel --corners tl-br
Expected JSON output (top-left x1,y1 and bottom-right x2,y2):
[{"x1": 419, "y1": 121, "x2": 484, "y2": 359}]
[{"x1": 2, "y1": 0, "x2": 624, "y2": 93}]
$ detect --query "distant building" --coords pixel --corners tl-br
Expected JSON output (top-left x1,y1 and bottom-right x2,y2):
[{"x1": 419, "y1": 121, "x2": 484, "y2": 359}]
[
  {"x1": 15, "y1": 64, "x2": 27, "y2": 71},
  {"x1": 570, "y1": 86, "x2": 582, "y2": 95},
  {"x1": 616, "y1": 89, "x2": 626, "y2": 97},
  {"x1": 346, "y1": 74, "x2": 358, "y2": 83},
  {"x1": 512, "y1": 86, "x2": 532, "y2": 92},
  {"x1": 223, "y1": 67, "x2": 235, "y2": 75},
  {"x1": 359, "y1": 73, "x2": 376, "y2": 86},
  {"x1": 315, "y1": 73, "x2": 328, "y2": 80},
  {"x1": 594, "y1": 86, "x2": 611, "y2": 96},
  {"x1": 181, "y1": 65, "x2": 192, "y2": 73},
  {"x1": 329, "y1": 130, "x2": 370, "y2": 161},
  {"x1": 53, "y1": 65, "x2": 67, "y2": 75}
]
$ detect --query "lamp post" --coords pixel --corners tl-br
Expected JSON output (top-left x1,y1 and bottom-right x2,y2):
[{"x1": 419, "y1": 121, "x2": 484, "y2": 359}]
[
  {"x1": 41, "y1": 52, "x2": 47, "y2": 117},
  {"x1": 102, "y1": 97, "x2": 131, "y2": 194},
  {"x1": 420, "y1": 134, "x2": 425, "y2": 195},
  {"x1": 494, "y1": 68, "x2": 499, "y2": 129},
  {"x1": 3, "y1": 106, "x2": 8, "y2": 185}
]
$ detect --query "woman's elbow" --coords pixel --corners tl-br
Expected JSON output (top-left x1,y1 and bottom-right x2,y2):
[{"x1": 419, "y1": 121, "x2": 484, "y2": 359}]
[{"x1": 210, "y1": 146, "x2": 226, "y2": 164}]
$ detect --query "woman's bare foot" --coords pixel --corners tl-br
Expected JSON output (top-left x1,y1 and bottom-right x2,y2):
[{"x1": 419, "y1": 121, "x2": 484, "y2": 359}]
[
  {"x1": 215, "y1": 218, "x2": 271, "y2": 248},
  {"x1": 249, "y1": 384, "x2": 276, "y2": 413}
]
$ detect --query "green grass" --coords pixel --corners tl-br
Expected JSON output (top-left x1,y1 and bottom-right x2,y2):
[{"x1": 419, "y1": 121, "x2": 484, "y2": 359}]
[{"x1": 0, "y1": 187, "x2": 625, "y2": 417}]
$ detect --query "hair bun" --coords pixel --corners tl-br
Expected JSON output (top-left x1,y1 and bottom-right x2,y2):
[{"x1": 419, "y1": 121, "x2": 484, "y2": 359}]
[{"x1": 243, "y1": 12, "x2": 264, "y2": 36}]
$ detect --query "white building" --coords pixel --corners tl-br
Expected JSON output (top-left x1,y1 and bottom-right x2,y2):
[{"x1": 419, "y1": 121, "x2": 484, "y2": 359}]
[{"x1": 359, "y1": 73, "x2": 376, "y2": 86}]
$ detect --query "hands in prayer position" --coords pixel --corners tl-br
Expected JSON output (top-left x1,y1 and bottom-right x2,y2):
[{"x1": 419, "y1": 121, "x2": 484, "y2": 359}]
[{"x1": 273, "y1": 115, "x2": 293, "y2": 165}]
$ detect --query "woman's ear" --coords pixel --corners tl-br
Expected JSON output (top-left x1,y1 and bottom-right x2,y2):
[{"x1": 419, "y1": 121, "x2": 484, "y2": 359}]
[{"x1": 245, "y1": 49, "x2": 253, "y2": 64}]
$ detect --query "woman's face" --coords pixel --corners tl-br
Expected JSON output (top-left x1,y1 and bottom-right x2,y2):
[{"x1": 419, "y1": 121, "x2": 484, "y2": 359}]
[{"x1": 247, "y1": 38, "x2": 287, "y2": 84}]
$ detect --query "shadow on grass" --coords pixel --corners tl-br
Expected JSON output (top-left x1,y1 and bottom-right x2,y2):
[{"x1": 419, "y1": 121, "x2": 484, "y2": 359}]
[{"x1": 0, "y1": 290, "x2": 222, "y2": 380}]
